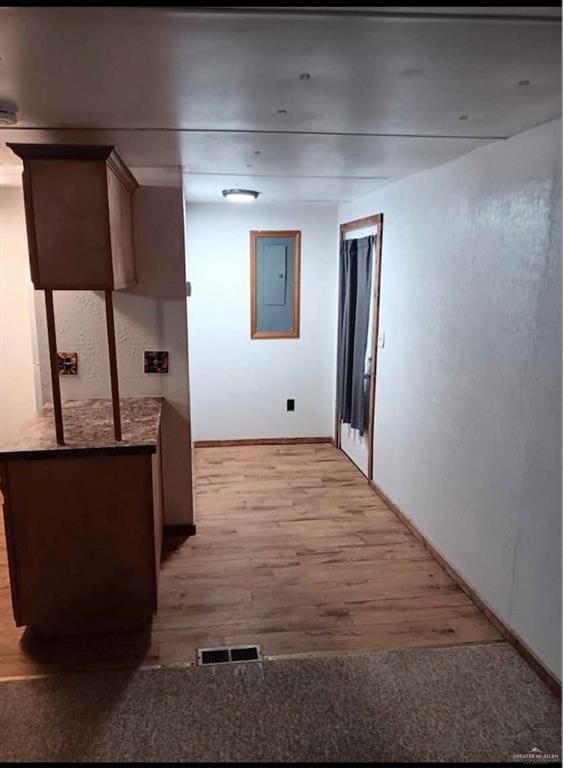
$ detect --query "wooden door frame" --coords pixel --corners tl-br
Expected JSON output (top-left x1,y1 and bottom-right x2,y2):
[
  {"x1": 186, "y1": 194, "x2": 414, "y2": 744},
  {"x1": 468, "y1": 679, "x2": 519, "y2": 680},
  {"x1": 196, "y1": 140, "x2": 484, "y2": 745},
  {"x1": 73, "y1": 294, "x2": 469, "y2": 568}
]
[{"x1": 335, "y1": 213, "x2": 384, "y2": 481}]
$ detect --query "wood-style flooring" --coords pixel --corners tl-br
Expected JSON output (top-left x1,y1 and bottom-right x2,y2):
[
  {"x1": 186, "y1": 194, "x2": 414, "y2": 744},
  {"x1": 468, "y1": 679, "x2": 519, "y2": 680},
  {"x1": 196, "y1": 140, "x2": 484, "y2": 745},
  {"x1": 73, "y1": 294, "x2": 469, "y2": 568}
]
[{"x1": 0, "y1": 444, "x2": 501, "y2": 679}]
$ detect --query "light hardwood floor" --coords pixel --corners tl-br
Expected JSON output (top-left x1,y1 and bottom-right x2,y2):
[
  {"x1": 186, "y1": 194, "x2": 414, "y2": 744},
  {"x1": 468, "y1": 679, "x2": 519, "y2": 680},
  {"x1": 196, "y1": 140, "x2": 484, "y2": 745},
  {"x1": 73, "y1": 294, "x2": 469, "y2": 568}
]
[{"x1": 0, "y1": 444, "x2": 501, "y2": 678}]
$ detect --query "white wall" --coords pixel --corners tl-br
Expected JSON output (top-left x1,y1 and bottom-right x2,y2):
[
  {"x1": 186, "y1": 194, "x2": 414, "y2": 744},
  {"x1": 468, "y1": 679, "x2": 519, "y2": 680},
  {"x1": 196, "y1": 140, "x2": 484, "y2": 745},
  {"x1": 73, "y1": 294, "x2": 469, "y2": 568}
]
[
  {"x1": 186, "y1": 202, "x2": 338, "y2": 441},
  {"x1": 338, "y1": 118, "x2": 561, "y2": 678},
  {"x1": 34, "y1": 186, "x2": 193, "y2": 525},
  {"x1": 0, "y1": 186, "x2": 38, "y2": 444}
]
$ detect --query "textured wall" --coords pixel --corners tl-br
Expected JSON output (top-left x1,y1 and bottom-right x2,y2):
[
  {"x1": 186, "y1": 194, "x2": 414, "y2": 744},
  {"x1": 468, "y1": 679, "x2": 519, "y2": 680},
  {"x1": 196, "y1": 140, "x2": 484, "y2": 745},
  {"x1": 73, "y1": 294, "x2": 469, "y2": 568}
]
[
  {"x1": 186, "y1": 202, "x2": 338, "y2": 441},
  {"x1": 0, "y1": 186, "x2": 38, "y2": 444},
  {"x1": 34, "y1": 186, "x2": 193, "y2": 524},
  {"x1": 338, "y1": 118, "x2": 561, "y2": 678}
]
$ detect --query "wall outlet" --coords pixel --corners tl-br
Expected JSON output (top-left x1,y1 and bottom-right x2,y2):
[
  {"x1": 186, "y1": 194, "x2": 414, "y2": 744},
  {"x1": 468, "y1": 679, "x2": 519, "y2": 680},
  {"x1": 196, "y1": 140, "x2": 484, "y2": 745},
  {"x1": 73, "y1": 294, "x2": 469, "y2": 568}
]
[
  {"x1": 287, "y1": 398, "x2": 295, "y2": 411},
  {"x1": 57, "y1": 352, "x2": 78, "y2": 375},
  {"x1": 378, "y1": 331, "x2": 385, "y2": 348},
  {"x1": 144, "y1": 351, "x2": 169, "y2": 373}
]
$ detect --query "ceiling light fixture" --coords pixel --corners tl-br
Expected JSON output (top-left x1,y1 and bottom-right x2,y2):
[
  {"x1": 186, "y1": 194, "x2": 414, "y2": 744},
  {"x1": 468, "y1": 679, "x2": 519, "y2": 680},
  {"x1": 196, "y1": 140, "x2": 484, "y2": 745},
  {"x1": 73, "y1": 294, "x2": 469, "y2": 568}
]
[{"x1": 222, "y1": 188, "x2": 259, "y2": 203}]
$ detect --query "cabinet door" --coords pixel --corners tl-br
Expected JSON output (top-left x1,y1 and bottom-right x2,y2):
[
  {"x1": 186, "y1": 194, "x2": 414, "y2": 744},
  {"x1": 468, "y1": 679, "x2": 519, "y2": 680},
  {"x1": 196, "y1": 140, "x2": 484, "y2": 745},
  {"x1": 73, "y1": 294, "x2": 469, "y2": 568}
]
[
  {"x1": 9, "y1": 144, "x2": 138, "y2": 291},
  {"x1": 2, "y1": 453, "x2": 156, "y2": 630},
  {"x1": 25, "y1": 160, "x2": 113, "y2": 289}
]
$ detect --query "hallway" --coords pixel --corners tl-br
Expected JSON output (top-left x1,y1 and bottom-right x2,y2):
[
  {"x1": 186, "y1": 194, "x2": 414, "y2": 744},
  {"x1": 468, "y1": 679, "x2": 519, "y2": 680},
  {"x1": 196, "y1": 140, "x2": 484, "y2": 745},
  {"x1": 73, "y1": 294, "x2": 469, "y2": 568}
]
[
  {"x1": 0, "y1": 443, "x2": 500, "y2": 679},
  {"x1": 164, "y1": 443, "x2": 500, "y2": 657}
]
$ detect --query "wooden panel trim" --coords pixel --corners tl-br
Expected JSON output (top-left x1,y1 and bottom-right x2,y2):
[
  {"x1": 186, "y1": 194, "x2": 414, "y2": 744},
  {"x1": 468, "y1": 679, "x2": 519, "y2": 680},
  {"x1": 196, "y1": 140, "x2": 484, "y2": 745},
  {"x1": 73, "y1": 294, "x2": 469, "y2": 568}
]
[
  {"x1": 250, "y1": 230, "x2": 301, "y2": 340},
  {"x1": 339, "y1": 213, "x2": 382, "y2": 236},
  {"x1": 104, "y1": 290, "x2": 122, "y2": 442},
  {"x1": 250, "y1": 330, "x2": 300, "y2": 340},
  {"x1": 7, "y1": 143, "x2": 114, "y2": 161},
  {"x1": 194, "y1": 437, "x2": 333, "y2": 447},
  {"x1": 106, "y1": 152, "x2": 139, "y2": 193},
  {"x1": 44, "y1": 290, "x2": 64, "y2": 445},
  {"x1": 0, "y1": 445, "x2": 157, "y2": 462},
  {"x1": 163, "y1": 523, "x2": 197, "y2": 538},
  {"x1": 20, "y1": 164, "x2": 41, "y2": 287},
  {"x1": 369, "y1": 479, "x2": 562, "y2": 696},
  {"x1": 367, "y1": 214, "x2": 384, "y2": 481},
  {"x1": 7, "y1": 143, "x2": 138, "y2": 192},
  {"x1": 0, "y1": 464, "x2": 22, "y2": 625},
  {"x1": 143, "y1": 453, "x2": 159, "y2": 614}
]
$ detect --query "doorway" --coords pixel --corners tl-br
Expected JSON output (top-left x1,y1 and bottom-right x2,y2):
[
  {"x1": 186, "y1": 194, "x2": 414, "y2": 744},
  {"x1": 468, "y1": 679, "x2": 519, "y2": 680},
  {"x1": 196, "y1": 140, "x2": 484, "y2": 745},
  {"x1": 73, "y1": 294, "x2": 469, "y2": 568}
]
[{"x1": 335, "y1": 214, "x2": 383, "y2": 480}]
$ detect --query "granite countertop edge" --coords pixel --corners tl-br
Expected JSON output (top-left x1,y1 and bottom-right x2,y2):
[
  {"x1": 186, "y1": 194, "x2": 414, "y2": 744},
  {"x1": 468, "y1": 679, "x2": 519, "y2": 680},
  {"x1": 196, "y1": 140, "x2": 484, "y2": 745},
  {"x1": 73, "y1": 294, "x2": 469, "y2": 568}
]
[
  {"x1": 0, "y1": 397, "x2": 164, "y2": 461},
  {"x1": 0, "y1": 443, "x2": 158, "y2": 461}
]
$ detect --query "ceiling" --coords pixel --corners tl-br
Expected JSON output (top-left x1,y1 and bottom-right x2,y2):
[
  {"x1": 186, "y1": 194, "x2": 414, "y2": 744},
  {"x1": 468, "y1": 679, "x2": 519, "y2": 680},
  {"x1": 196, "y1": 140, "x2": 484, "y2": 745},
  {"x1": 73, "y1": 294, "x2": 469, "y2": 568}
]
[{"x1": 0, "y1": 6, "x2": 560, "y2": 203}]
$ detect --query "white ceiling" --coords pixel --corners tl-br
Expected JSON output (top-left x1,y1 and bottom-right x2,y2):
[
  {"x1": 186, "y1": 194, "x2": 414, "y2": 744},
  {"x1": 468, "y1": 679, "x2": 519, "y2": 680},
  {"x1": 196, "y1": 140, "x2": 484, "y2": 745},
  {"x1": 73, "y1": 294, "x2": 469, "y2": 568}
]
[{"x1": 0, "y1": 7, "x2": 560, "y2": 203}]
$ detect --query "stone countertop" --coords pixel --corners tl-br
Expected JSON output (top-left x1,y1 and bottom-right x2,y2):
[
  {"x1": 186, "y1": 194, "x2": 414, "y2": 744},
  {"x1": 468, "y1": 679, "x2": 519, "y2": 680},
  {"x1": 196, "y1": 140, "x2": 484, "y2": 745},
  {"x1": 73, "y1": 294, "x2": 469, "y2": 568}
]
[{"x1": 0, "y1": 397, "x2": 163, "y2": 460}]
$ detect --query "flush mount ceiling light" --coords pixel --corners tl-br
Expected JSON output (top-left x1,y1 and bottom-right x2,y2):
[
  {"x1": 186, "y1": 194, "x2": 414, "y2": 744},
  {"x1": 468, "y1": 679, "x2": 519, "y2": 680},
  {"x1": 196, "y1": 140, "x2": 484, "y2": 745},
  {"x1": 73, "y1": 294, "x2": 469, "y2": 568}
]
[{"x1": 222, "y1": 188, "x2": 259, "y2": 203}]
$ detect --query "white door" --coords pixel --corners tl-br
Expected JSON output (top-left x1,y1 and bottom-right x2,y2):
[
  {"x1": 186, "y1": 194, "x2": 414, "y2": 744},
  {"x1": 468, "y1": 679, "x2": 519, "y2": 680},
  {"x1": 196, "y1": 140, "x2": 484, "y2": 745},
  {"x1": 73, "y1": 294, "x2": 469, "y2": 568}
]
[{"x1": 339, "y1": 225, "x2": 377, "y2": 476}]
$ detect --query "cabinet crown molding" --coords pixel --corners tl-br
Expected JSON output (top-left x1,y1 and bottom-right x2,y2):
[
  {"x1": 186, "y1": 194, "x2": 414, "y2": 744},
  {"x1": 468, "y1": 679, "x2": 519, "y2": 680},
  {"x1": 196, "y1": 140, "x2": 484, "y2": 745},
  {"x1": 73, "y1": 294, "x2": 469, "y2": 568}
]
[{"x1": 7, "y1": 143, "x2": 138, "y2": 192}]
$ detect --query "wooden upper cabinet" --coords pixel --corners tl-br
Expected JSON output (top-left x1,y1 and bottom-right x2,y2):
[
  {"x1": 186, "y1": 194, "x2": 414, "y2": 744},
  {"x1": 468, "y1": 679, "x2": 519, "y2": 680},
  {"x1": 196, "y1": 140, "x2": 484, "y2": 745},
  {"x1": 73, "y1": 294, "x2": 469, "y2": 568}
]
[{"x1": 7, "y1": 144, "x2": 138, "y2": 291}]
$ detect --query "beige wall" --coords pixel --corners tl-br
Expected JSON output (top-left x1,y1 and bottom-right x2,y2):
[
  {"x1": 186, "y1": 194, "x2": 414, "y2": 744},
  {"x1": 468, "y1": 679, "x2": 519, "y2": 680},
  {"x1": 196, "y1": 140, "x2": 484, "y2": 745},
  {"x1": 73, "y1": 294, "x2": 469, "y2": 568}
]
[
  {"x1": 0, "y1": 185, "x2": 38, "y2": 444},
  {"x1": 15, "y1": 184, "x2": 193, "y2": 525}
]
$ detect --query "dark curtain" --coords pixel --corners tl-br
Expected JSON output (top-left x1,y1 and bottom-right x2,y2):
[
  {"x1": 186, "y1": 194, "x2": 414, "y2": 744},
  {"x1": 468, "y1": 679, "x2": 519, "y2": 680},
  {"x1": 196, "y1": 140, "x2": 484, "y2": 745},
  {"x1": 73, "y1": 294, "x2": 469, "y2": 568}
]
[{"x1": 336, "y1": 235, "x2": 374, "y2": 436}]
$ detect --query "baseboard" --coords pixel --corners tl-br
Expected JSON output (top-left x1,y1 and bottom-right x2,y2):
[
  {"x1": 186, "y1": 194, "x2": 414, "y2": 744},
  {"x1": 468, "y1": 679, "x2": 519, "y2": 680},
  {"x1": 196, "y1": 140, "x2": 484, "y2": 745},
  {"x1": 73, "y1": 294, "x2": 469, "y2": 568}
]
[
  {"x1": 369, "y1": 480, "x2": 561, "y2": 697},
  {"x1": 163, "y1": 523, "x2": 197, "y2": 538},
  {"x1": 194, "y1": 437, "x2": 333, "y2": 447}
]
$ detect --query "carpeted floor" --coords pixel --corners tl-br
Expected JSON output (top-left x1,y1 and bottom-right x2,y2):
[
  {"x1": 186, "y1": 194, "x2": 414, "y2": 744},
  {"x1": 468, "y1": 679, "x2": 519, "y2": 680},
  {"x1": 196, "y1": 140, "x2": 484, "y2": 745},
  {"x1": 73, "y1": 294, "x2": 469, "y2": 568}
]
[{"x1": 0, "y1": 643, "x2": 560, "y2": 763}]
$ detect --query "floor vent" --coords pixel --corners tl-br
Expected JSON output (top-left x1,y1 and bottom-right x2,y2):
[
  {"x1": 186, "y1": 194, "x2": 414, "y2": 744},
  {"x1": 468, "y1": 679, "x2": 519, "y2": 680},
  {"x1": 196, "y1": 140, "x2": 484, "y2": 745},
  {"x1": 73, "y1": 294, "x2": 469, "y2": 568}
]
[{"x1": 197, "y1": 645, "x2": 262, "y2": 666}]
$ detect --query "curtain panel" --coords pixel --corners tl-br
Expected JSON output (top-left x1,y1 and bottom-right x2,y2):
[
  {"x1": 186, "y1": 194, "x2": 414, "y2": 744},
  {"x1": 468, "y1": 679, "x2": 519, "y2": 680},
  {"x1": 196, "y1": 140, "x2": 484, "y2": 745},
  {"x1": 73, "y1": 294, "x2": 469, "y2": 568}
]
[{"x1": 336, "y1": 235, "x2": 374, "y2": 436}]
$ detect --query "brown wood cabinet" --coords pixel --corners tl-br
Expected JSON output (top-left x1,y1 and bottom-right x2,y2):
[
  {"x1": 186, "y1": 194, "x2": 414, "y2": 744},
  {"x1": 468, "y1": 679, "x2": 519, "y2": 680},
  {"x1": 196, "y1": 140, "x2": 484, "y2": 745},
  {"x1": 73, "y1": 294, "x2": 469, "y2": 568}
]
[
  {"x1": 0, "y1": 398, "x2": 163, "y2": 636},
  {"x1": 7, "y1": 143, "x2": 140, "y2": 445},
  {"x1": 7, "y1": 143, "x2": 138, "y2": 291}
]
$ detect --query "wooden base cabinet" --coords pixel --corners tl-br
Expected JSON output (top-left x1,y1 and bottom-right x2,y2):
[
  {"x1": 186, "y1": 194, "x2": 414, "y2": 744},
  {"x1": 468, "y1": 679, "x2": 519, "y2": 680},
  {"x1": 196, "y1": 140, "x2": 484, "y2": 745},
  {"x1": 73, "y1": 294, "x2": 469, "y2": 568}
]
[{"x1": 0, "y1": 398, "x2": 164, "y2": 637}]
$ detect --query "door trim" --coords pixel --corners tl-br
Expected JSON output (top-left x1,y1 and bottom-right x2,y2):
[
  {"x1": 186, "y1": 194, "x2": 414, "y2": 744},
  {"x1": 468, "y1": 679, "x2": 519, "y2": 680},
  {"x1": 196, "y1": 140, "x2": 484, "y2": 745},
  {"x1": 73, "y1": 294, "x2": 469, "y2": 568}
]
[{"x1": 335, "y1": 213, "x2": 384, "y2": 481}]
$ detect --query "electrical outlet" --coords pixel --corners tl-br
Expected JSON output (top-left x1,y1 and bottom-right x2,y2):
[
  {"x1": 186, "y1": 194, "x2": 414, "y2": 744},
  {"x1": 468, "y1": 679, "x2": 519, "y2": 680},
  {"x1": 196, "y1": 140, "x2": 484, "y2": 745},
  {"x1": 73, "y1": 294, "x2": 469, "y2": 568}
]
[
  {"x1": 144, "y1": 351, "x2": 169, "y2": 373},
  {"x1": 287, "y1": 399, "x2": 295, "y2": 412},
  {"x1": 57, "y1": 352, "x2": 78, "y2": 375}
]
